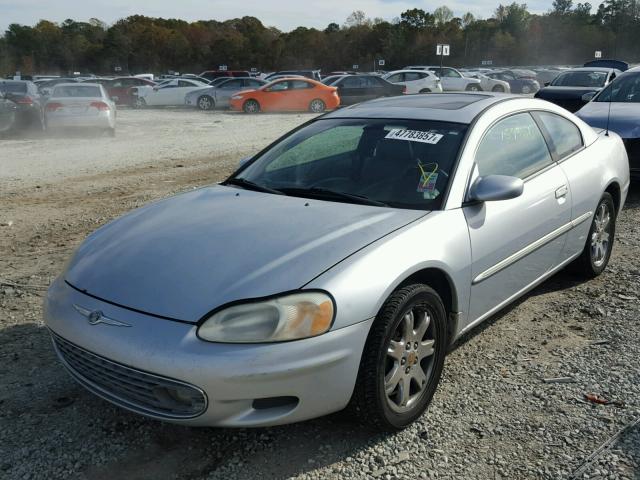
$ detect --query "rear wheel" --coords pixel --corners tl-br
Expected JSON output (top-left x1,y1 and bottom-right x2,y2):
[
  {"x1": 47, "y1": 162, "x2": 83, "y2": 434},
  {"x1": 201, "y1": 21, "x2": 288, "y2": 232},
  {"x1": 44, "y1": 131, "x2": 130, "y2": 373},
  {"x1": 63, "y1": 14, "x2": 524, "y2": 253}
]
[
  {"x1": 243, "y1": 99, "x2": 260, "y2": 113},
  {"x1": 466, "y1": 84, "x2": 481, "y2": 92},
  {"x1": 521, "y1": 85, "x2": 532, "y2": 94},
  {"x1": 197, "y1": 95, "x2": 215, "y2": 111},
  {"x1": 492, "y1": 85, "x2": 505, "y2": 92},
  {"x1": 575, "y1": 193, "x2": 616, "y2": 277},
  {"x1": 419, "y1": 88, "x2": 432, "y2": 93},
  {"x1": 349, "y1": 284, "x2": 447, "y2": 431},
  {"x1": 309, "y1": 99, "x2": 326, "y2": 113}
]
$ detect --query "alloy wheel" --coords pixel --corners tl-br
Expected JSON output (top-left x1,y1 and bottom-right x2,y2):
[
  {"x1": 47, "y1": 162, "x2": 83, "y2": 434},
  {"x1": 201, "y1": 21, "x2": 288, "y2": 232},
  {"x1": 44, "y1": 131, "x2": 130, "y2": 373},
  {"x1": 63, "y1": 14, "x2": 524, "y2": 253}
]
[
  {"x1": 384, "y1": 308, "x2": 436, "y2": 413},
  {"x1": 198, "y1": 96, "x2": 213, "y2": 110},
  {"x1": 591, "y1": 202, "x2": 611, "y2": 267},
  {"x1": 310, "y1": 99, "x2": 326, "y2": 113},
  {"x1": 521, "y1": 86, "x2": 531, "y2": 94}
]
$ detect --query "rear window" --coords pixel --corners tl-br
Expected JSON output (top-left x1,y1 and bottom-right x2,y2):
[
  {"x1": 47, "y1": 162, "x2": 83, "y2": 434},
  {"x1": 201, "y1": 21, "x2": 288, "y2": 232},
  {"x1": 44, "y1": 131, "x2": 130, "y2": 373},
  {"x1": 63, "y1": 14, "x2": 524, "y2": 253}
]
[
  {"x1": 53, "y1": 85, "x2": 102, "y2": 97},
  {"x1": 0, "y1": 82, "x2": 27, "y2": 94}
]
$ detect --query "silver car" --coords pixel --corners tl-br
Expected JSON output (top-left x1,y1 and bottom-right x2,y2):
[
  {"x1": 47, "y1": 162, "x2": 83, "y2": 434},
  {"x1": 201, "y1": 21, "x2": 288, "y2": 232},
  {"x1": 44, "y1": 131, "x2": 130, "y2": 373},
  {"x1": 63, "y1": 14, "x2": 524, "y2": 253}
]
[
  {"x1": 44, "y1": 83, "x2": 116, "y2": 136},
  {"x1": 185, "y1": 77, "x2": 267, "y2": 110},
  {"x1": 45, "y1": 94, "x2": 630, "y2": 431}
]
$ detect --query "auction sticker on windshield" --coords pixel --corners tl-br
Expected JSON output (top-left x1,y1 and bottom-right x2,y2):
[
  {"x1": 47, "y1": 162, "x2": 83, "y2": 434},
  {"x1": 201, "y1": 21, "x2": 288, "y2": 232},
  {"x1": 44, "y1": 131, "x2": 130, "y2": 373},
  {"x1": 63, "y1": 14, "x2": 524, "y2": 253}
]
[{"x1": 385, "y1": 129, "x2": 444, "y2": 144}]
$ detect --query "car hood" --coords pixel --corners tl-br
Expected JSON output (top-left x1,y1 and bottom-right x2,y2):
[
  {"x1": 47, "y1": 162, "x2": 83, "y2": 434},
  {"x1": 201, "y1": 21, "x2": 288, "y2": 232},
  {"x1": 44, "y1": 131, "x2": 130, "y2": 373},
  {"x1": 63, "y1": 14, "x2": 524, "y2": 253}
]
[
  {"x1": 65, "y1": 185, "x2": 426, "y2": 322},
  {"x1": 576, "y1": 102, "x2": 640, "y2": 138}
]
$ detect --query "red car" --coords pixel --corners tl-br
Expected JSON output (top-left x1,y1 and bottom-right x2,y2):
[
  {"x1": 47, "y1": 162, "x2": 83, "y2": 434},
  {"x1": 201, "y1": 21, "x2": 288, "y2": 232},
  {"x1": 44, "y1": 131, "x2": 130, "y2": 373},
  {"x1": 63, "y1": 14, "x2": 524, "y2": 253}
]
[{"x1": 107, "y1": 77, "x2": 157, "y2": 106}]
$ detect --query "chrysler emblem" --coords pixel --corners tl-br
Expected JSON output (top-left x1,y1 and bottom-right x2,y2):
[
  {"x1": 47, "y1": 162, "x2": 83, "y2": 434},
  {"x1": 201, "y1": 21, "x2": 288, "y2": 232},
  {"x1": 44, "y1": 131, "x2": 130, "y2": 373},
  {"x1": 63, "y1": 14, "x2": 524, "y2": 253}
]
[{"x1": 73, "y1": 304, "x2": 132, "y2": 327}]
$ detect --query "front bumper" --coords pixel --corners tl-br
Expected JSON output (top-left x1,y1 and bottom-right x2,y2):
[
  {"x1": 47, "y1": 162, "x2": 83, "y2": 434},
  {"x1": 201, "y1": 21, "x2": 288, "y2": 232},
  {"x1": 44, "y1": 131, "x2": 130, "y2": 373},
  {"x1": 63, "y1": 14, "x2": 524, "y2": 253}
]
[{"x1": 44, "y1": 278, "x2": 371, "y2": 427}]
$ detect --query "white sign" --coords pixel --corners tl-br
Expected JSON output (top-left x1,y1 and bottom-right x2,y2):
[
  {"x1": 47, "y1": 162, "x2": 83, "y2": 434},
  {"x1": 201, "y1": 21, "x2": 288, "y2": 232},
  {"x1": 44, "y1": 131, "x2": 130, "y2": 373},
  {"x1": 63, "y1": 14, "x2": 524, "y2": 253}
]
[
  {"x1": 219, "y1": 65, "x2": 228, "y2": 71},
  {"x1": 437, "y1": 44, "x2": 450, "y2": 56},
  {"x1": 481, "y1": 60, "x2": 493, "y2": 66},
  {"x1": 385, "y1": 129, "x2": 444, "y2": 144},
  {"x1": 114, "y1": 66, "x2": 122, "y2": 72},
  {"x1": 378, "y1": 59, "x2": 385, "y2": 66},
  {"x1": 250, "y1": 67, "x2": 257, "y2": 72},
  {"x1": 353, "y1": 64, "x2": 359, "y2": 70},
  {"x1": 595, "y1": 50, "x2": 602, "y2": 58}
]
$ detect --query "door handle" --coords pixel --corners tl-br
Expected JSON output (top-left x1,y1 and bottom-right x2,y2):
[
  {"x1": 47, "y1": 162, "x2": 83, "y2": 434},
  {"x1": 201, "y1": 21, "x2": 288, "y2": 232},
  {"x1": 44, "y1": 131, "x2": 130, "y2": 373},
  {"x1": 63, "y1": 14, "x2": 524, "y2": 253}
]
[{"x1": 555, "y1": 185, "x2": 568, "y2": 199}]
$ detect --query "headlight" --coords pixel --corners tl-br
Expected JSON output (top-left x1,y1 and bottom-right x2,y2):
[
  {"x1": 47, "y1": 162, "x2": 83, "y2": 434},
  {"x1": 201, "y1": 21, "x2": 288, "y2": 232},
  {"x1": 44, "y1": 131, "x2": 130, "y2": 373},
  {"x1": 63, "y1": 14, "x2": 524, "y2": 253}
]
[
  {"x1": 231, "y1": 95, "x2": 243, "y2": 100},
  {"x1": 197, "y1": 291, "x2": 334, "y2": 343}
]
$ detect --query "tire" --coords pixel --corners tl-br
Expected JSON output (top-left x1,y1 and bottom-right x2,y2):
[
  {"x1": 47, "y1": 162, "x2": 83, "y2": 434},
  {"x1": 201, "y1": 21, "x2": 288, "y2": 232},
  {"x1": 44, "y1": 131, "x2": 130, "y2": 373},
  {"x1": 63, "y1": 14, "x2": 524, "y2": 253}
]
[
  {"x1": 521, "y1": 85, "x2": 531, "y2": 94},
  {"x1": 492, "y1": 85, "x2": 505, "y2": 92},
  {"x1": 243, "y1": 99, "x2": 260, "y2": 113},
  {"x1": 419, "y1": 89, "x2": 432, "y2": 93},
  {"x1": 133, "y1": 97, "x2": 146, "y2": 109},
  {"x1": 349, "y1": 284, "x2": 448, "y2": 431},
  {"x1": 309, "y1": 99, "x2": 326, "y2": 113},
  {"x1": 574, "y1": 193, "x2": 616, "y2": 278},
  {"x1": 197, "y1": 95, "x2": 215, "y2": 111},
  {"x1": 466, "y1": 84, "x2": 481, "y2": 92}
]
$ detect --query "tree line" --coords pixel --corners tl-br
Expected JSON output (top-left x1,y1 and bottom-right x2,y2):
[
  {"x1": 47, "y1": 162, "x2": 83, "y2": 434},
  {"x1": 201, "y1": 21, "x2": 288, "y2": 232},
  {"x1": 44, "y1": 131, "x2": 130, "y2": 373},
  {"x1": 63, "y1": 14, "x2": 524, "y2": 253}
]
[{"x1": 0, "y1": 0, "x2": 638, "y2": 77}]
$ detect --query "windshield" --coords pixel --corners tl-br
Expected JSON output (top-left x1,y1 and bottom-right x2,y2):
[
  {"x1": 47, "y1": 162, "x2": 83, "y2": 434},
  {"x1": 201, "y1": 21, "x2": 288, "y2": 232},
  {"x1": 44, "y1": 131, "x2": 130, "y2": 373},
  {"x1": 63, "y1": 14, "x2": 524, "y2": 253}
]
[
  {"x1": 595, "y1": 73, "x2": 640, "y2": 103},
  {"x1": 551, "y1": 71, "x2": 607, "y2": 87},
  {"x1": 0, "y1": 82, "x2": 27, "y2": 94},
  {"x1": 232, "y1": 118, "x2": 468, "y2": 210}
]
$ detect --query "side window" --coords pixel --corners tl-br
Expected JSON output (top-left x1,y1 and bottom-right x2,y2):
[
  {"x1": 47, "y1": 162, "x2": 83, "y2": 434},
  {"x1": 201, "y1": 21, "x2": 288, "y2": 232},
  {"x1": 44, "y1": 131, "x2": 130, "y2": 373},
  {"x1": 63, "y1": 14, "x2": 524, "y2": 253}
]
[
  {"x1": 268, "y1": 81, "x2": 289, "y2": 91},
  {"x1": 290, "y1": 80, "x2": 313, "y2": 89},
  {"x1": 535, "y1": 112, "x2": 583, "y2": 159},
  {"x1": 178, "y1": 80, "x2": 194, "y2": 87},
  {"x1": 475, "y1": 113, "x2": 553, "y2": 179},
  {"x1": 445, "y1": 69, "x2": 461, "y2": 78},
  {"x1": 343, "y1": 76, "x2": 363, "y2": 88},
  {"x1": 404, "y1": 72, "x2": 422, "y2": 81},
  {"x1": 386, "y1": 73, "x2": 403, "y2": 83},
  {"x1": 221, "y1": 79, "x2": 243, "y2": 89},
  {"x1": 365, "y1": 77, "x2": 383, "y2": 87},
  {"x1": 247, "y1": 80, "x2": 263, "y2": 88}
]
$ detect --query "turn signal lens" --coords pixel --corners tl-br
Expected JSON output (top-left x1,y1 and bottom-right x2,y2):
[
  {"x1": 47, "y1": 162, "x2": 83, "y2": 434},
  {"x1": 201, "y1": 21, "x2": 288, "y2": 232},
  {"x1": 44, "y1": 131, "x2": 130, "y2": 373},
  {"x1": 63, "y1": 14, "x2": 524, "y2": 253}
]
[{"x1": 198, "y1": 292, "x2": 335, "y2": 343}]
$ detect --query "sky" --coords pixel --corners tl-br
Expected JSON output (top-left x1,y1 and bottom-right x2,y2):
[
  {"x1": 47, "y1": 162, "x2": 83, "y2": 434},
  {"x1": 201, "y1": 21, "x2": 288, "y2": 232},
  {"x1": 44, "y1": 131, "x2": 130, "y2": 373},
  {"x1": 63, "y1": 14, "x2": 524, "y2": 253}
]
[{"x1": 0, "y1": 0, "x2": 558, "y2": 32}]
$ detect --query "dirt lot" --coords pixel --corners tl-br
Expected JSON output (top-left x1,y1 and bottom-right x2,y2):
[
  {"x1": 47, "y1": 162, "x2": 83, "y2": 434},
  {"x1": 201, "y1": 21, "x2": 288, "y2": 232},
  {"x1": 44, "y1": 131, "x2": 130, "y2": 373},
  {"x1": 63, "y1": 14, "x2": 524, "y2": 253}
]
[{"x1": 1, "y1": 109, "x2": 639, "y2": 480}]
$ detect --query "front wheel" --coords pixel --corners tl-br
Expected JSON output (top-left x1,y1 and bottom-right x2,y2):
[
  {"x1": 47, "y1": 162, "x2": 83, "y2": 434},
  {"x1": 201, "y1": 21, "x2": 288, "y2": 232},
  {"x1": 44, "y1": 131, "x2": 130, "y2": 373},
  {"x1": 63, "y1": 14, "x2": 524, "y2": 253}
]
[
  {"x1": 349, "y1": 284, "x2": 448, "y2": 431},
  {"x1": 492, "y1": 85, "x2": 505, "y2": 92},
  {"x1": 309, "y1": 99, "x2": 326, "y2": 113},
  {"x1": 243, "y1": 99, "x2": 260, "y2": 113},
  {"x1": 521, "y1": 85, "x2": 532, "y2": 94},
  {"x1": 133, "y1": 97, "x2": 146, "y2": 109},
  {"x1": 419, "y1": 88, "x2": 432, "y2": 93},
  {"x1": 197, "y1": 95, "x2": 215, "y2": 111},
  {"x1": 466, "y1": 84, "x2": 481, "y2": 92},
  {"x1": 575, "y1": 193, "x2": 616, "y2": 277}
]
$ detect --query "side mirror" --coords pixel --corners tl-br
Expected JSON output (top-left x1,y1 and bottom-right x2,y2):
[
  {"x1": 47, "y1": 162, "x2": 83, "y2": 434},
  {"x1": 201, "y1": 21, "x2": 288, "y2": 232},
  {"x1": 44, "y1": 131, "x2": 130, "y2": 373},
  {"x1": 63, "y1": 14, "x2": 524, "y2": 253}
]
[
  {"x1": 581, "y1": 91, "x2": 596, "y2": 102},
  {"x1": 469, "y1": 175, "x2": 524, "y2": 202},
  {"x1": 544, "y1": 82, "x2": 550, "y2": 87}
]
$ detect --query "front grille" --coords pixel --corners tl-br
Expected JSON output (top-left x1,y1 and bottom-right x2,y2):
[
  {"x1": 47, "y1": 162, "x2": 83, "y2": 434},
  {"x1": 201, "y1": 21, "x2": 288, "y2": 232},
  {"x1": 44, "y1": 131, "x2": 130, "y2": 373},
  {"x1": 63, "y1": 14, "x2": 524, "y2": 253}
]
[{"x1": 52, "y1": 333, "x2": 207, "y2": 419}]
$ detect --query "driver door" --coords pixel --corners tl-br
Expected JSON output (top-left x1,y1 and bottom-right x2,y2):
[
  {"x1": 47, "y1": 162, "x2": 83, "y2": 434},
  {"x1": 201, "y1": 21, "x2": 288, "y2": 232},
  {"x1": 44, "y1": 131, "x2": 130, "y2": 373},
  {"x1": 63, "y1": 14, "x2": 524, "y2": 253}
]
[{"x1": 464, "y1": 112, "x2": 572, "y2": 322}]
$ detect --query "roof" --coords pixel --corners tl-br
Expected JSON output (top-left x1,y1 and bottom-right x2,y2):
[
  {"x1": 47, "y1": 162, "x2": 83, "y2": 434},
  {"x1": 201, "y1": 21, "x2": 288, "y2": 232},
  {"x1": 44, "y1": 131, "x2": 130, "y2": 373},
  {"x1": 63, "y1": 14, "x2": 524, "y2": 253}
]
[{"x1": 323, "y1": 93, "x2": 517, "y2": 124}]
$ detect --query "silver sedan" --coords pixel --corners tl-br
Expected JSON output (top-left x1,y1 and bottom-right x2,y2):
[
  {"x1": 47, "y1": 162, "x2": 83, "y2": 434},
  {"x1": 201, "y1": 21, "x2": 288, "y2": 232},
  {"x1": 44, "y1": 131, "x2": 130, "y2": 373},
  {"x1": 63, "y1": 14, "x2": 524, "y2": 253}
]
[
  {"x1": 45, "y1": 94, "x2": 630, "y2": 431},
  {"x1": 185, "y1": 77, "x2": 267, "y2": 110}
]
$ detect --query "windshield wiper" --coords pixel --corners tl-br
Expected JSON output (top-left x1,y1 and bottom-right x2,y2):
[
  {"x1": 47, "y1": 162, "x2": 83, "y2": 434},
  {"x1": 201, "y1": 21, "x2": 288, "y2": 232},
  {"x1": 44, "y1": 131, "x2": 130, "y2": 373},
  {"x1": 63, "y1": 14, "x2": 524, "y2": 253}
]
[
  {"x1": 223, "y1": 178, "x2": 284, "y2": 195},
  {"x1": 279, "y1": 187, "x2": 389, "y2": 207}
]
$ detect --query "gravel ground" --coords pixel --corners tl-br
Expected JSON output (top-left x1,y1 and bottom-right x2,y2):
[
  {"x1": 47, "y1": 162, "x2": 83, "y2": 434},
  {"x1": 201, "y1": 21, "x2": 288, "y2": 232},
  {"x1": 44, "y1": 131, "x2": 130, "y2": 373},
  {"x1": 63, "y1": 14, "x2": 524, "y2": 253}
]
[{"x1": 0, "y1": 109, "x2": 638, "y2": 479}]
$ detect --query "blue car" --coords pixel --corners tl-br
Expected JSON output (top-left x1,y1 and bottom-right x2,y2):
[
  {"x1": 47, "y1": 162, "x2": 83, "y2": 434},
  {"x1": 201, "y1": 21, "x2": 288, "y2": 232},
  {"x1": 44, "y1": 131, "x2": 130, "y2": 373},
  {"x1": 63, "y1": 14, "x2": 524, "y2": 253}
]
[{"x1": 576, "y1": 67, "x2": 640, "y2": 179}]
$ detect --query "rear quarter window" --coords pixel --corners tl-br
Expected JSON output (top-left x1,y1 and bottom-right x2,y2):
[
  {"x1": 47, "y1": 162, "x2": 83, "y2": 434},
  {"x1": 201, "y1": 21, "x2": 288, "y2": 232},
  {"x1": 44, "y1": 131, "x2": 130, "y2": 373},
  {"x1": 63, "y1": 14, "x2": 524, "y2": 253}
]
[{"x1": 534, "y1": 112, "x2": 583, "y2": 159}]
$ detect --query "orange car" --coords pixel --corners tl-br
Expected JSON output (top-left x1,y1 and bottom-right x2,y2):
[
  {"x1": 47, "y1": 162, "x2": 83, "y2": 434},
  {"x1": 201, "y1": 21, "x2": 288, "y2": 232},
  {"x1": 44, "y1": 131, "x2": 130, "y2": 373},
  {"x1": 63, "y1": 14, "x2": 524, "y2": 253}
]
[{"x1": 229, "y1": 78, "x2": 340, "y2": 113}]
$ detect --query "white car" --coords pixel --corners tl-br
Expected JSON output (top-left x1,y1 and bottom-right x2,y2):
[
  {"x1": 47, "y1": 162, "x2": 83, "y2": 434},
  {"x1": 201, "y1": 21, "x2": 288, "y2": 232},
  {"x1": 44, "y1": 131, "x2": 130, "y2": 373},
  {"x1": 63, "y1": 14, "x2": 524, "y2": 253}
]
[
  {"x1": 464, "y1": 73, "x2": 511, "y2": 93},
  {"x1": 382, "y1": 70, "x2": 442, "y2": 94},
  {"x1": 405, "y1": 66, "x2": 482, "y2": 92},
  {"x1": 132, "y1": 78, "x2": 209, "y2": 108},
  {"x1": 44, "y1": 83, "x2": 116, "y2": 136}
]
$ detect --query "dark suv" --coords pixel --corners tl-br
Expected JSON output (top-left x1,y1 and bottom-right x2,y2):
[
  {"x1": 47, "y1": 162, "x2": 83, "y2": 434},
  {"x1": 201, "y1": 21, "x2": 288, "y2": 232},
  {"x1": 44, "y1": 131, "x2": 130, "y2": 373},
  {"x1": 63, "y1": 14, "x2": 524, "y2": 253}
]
[{"x1": 0, "y1": 80, "x2": 43, "y2": 129}]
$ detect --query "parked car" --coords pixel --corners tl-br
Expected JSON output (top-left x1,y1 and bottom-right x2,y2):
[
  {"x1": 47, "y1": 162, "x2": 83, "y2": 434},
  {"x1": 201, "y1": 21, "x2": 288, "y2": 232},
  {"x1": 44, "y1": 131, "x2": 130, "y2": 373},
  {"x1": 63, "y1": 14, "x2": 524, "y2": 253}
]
[
  {"x1": 265, "y1": 70, "x2": 322, "y2": 82},
  {"x1": 327, "y1": 75, "x2": 404, "y2": 105},
  {"x1": 532, "y1": 68, "x2": 561, "y2": 86},
  {"x1": 37, "y1": 77, "x2": 80, "y2": 95},
  {"x1": 229, "y1": 78, "x2": 339, "y2": 113},
  {"x1": 584, "y1": 59, "x2": 629, "y2": 72},
  {"x1": 463, "y1": 73, "x2": 511, "y2": 93},
  {"x1": 406, "y1": 66, "x2": 482, "y2": 91},
  {"x1": 485, "y1": 71, "x2": 540, "y2": 94},
  {"x1": 382, "y1": 70, "x2": 442, "y2": 94},
  {"x1": 179, "y1": 74, "x2": 212, "y2": 84},
  {"x1": 46, "y1": 93, "x2": 628, "y2": 431},
  {"x1": 44, "y1": 83, "x2": 116, "y2": 136},
  {"x1": 0, "y1": 94, "x2": 17, "y2": 134},
  {"x1": 200, "y1": 70, "x2": 251, "y2": 81},
  {"x1": 0, "y1": 80, "x2": 44, "y2": 129},
  {"x1": 185, "y1": 77, "x2": 268, "y2": 110},
  {"x1": 106, "y1": 77, "x2": 157, "y2": 106},
  {"x1": 576, "y1": 66, "x2": 640, "y2": 178},
  {"x1": 534, "y1": 67, "x2": 619, "y2": 113},
  {"x1": 131, "y1": 78, "x2": 208, "y2": 108}
]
